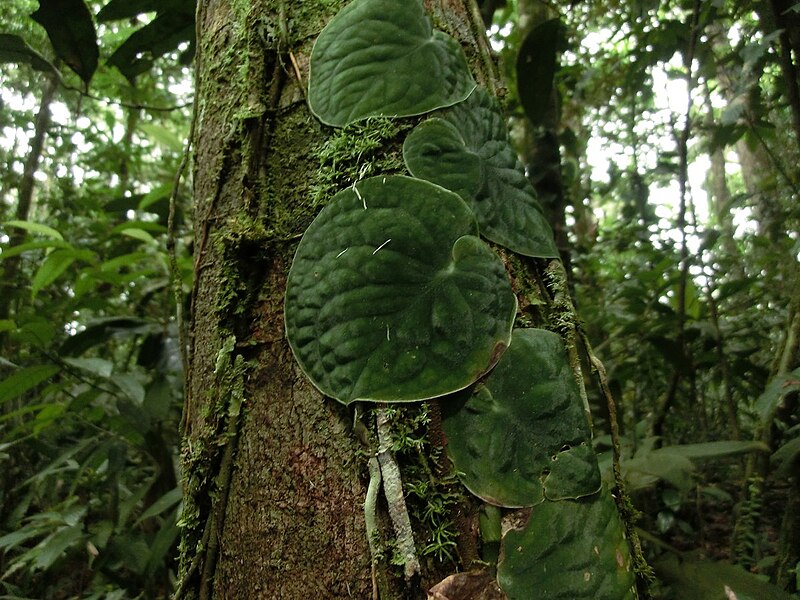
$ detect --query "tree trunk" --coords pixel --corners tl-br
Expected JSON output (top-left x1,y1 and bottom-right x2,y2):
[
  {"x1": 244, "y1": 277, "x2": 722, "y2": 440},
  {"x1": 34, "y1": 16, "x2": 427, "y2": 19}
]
[
  {"x1": 179, "y1": 1, "x2": 497, "y2": 598},
  {"x1": 0, "y1": 71, "x2": 58, "y2": 349}
]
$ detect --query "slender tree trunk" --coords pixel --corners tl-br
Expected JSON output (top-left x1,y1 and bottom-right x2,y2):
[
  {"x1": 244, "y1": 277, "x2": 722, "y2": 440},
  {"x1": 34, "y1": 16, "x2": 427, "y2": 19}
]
[
  {"x1": 179, "y1": 1, "x2": 498, "y2": 598},
  {"x1": 516, "y1": 0, "x2": 572, "y2": 273},
  {"x1": 0, "y1": 71, "x2": 58, "y2": 346}
]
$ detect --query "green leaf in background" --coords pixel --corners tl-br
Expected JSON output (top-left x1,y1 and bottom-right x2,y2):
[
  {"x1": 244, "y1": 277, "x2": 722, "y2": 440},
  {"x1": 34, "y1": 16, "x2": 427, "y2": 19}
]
[
  {"x1": 134, "y1": 487, "x2": 182, "y2": 526},
  {"x1": 112, "y1": 373, "x2": 146, "y2": 404},
  {"x1": 97, "y1": 0, "x2": 165, "y2": 20},
  {"x1": 0, "y1": 239, "x2": 73, "y2": 261},
  {"x1": 754, "y1": 366, "x2": 800, "y2": 425},
  {"x1": 607, "y1": 440, "x2": 769, "y2": 492},
  {"x1": 103, "y1": 0, "x2": 196, "y2": 81},
  {"x1": 138, "y1": 122, "x2": 186, "y2": 153},
  {"x1": 654, "y1": 553, "x2": 796, "y2": 600},
  {"x1": 63, "y1": 357, "x2": 113, "y2": 378},
  {"x1": 308, "y1": 0, "x2": 475, "y2": 127},
  {"x1": 0, "y1": 33, "x2": 54, "y2": 72},
  {"x1": 516, "y1": 18, "x2": 561, "y2": 127},
  {"x1": 32, "y1": 525, "x2": 84, "y2": 570},
  {"x1": 60, "y1": 317, "x2": 155, "y2": 356},
  {"x1": 497, "y1": 488, "x2": 636, "y2": 600},
  {"x1": 31, "y1": 0, "x2": 98, "y2": 84},
  {"x1": 30, "y1": 249, "x2": 76, "y2": 296},
  {"x1": 653, "y1": 440, "x2": 769, "y2": 460},
  {"x1": 117, "y1": 228, "x2": 156, "y2": 244},
  {"x1": 403, "y1": 87, "x2": 558, "y2": 257},
  {"x1": 0, "y1": 365, "x2": 60, "y2": 406},
  {"x1": 772, "y1": 434, "x2": 800, "y2": 478},
  {"x1": 442, "y1": 328, "x2": 600, "y2": 507},
  {"x1": 4, "y1": 220, "x2": 63, "y2": 240},
  {"x1": 285, "y1": 175, "x2": 516, "y2": 405}
]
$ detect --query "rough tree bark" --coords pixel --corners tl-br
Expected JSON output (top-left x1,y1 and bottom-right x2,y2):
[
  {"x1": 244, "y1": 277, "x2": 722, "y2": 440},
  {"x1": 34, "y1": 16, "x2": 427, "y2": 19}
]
[{"x1": 179, "y1": 1, "x2": 499, "y2": 598}]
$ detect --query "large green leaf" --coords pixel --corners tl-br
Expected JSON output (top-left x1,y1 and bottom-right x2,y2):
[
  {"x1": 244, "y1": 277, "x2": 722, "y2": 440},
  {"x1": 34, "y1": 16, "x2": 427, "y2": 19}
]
[
  {"x1": 4, "y1": 220, "x2": 63, "y2": 240},
  {"x1": 403, "y1": 87, "x2": 558, "y2": 257},
  {"x1": 497, "y1": 489, "x2": 636, "y2": 600},
  {"x1": 754, "y1": 366, "x2": 800, "y2": 425},
  {"x1": 285, "y1": 175, "x2": 516, "y2": 405},
  {"x1": 442, "y1": 328, "x2": 599, "y2": 507},
  {"x1": 0, "y1": 365, "x2": 60, "y2": 406},
  {"x1": 609, "y1": 440, "x2": 771, "y2": 492},
  {"x1": 31, "y1": 0, "x2": 98, "y2": 84},
  {"x1": 106, "y1": 4, "x2": 195, "y2": 81},
  {"x1": 0, "y1": 34, "x2": 53, "y2": 72},
  {"x1": 29, "y1": 247, "x2": 94, "y2": 297},
  {"x1": 308, "y1": 0, "x2": 475, "y2": 127}
]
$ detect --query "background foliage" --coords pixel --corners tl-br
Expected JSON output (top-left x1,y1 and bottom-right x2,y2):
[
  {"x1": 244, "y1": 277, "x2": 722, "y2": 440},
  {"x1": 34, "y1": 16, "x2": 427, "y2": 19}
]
[{"x1": 0, "y1": 0, "x2": 798, "y2": 597}]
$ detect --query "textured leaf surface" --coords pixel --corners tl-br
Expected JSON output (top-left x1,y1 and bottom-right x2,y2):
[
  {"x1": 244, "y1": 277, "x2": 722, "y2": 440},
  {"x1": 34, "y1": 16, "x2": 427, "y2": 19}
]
[
  {"x1": 308, "y1": 0, "x2": 475, "y2": 127},
  {"x1": 442, "y1": 328, "x2": 599, "y2": 507},
  {"x1": 32, "y1": 0, "x2": 98, "y2": 84},
  {"x1": 285, "y1": 175, "x2": 515, "y2": 405},
  {"x1": 498, "y1": 489, "x2": 636, "y2": 600},
  {"x1": 403, "y1": 87, "x2": 558, "y2": 257}
]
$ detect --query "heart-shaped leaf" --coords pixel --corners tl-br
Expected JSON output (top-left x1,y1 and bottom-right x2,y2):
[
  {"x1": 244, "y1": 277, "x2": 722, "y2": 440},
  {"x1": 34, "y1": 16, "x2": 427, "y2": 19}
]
[
  {"x1": 498, "y1": 489, "x2": 637, "y2": 600},
  {"x1": 285, "y1": 175, "x2": 516, "y2": 405},
  {"x1": 308, "y1": 0, "x2": 476, "y2": 127},
  {"x1": 403, "y1": 87, "x2": 558, "y2": 257},
  {"x1": 442, "y1": 328, "x2": 600, "y2": 507}
]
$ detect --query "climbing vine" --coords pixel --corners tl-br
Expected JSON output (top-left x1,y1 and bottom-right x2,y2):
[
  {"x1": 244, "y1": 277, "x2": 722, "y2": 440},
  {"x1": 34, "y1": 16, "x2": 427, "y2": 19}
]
[{"x1": 285, "y1": 0, "x2": 639, "y2": 597}]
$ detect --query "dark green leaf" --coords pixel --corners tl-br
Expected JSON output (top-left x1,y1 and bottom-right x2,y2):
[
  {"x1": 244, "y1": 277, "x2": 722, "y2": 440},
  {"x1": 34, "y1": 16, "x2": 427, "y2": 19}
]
[
  {"x1": 285, "y1": 175, "x2": 516, "y2": 405},
  {"x1": 403, "y1": 87, "x2": 558, "y2": 257},
  {"x1": 442, "y1": 329, "x2": 600, "y2": 507},
  {"x1": 30, "y1": 249, "x2": 76, "y2": 296},
  {"x1": 516, "y1": 19, "x2": 561, "y2": 126},
  {"x1": 0, "y1": 34, "x2": 53, "y2": 72},
  {"x1": 498, "y1": 489, "x2": 636, "y2": 599},
  {"x1": 107, "y1": 6, "x2": 195, "y2": 81},
  {"x1": 60, "y1": 317, "x2": 154, "y2": 356},
  {"x1": 32, "y1": 525, "x2": 83, "y2": 570},
  {"x1": 31, "y1": 0, "x2": 98, "y2": 84},
  {"x1": 0, "y1": 365, "x2": 60, "y2": 406},
  {"x1": 755, "y1": 367, "x2": 800, "y2": 424},
  {"x1": 97, "y1": 0, "x2": 169, "y2": 20},
  {"x1": 308, "y1": 0, "x2": 475, "y2": 126},
  {"x1": 135, "y1": 487, "x2": 182, "y2": 526}
]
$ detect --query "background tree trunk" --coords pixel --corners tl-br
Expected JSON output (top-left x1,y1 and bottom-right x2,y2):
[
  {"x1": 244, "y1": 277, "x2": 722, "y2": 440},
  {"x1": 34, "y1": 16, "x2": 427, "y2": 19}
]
[{"x1": 181, "y1": 1, "x2": 497, "y2": 598}]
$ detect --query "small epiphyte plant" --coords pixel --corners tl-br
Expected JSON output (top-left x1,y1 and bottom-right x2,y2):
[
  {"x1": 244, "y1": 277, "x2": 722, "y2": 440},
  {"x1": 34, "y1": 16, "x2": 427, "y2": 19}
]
[
  {"x1": 286, "y1": 0, "x2": 637, "y2": 597},
  {"x1": 403, "y1": 87, "x2": 559, "y2": 258},
  {"x1": 308, "y1": 0, "x2": 476, "y2": 127}
]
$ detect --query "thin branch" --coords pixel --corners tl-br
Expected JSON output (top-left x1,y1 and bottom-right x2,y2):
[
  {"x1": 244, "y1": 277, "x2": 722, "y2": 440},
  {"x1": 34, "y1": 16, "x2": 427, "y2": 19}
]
[{"x1": 579, "y1": 330, "x2": 656, "y2": 596}]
